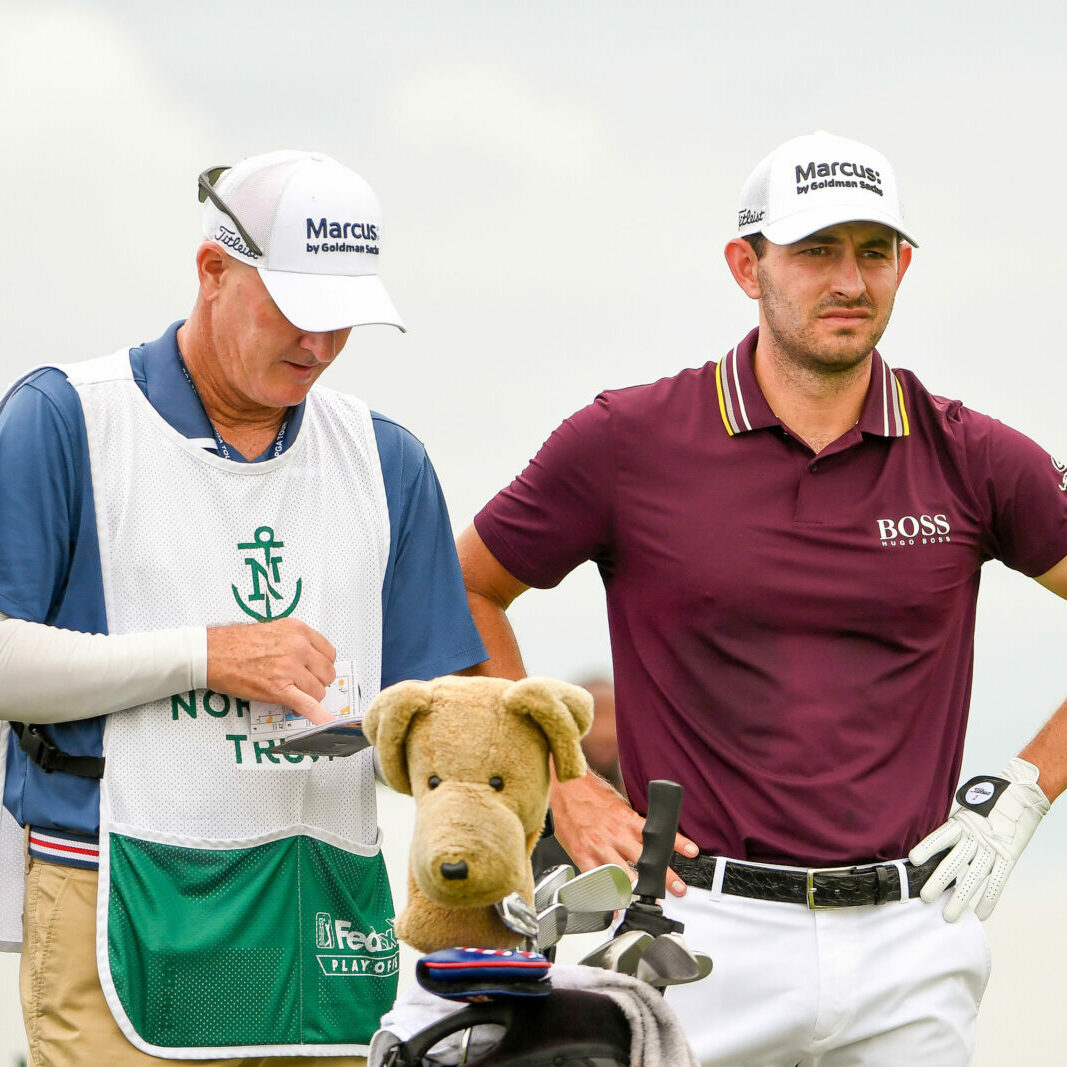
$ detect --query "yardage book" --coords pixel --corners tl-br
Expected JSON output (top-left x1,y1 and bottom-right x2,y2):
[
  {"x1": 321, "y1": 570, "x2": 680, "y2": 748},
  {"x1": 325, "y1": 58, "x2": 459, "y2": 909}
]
[{"x1": 272, "y1": 719, "x2": 370, "y2": 757}]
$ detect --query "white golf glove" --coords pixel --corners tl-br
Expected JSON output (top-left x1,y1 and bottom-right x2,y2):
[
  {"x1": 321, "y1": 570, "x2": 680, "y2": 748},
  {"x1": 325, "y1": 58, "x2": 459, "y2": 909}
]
[{"x1": 909, "y1": 757, "x2": 1050, "y2": 922}]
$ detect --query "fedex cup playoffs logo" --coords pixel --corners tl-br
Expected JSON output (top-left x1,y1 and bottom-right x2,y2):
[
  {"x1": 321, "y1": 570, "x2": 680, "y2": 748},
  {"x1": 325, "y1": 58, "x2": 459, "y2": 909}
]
[{"x1": 314, "y1": 911, "x2": 398, "y2": 977}]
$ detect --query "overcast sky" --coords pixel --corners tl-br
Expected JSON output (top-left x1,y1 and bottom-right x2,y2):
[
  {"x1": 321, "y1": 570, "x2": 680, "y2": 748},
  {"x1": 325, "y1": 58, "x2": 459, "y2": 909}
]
[{"x1": 2, "y1": 2, "x2": 1066, "y2": 1058}]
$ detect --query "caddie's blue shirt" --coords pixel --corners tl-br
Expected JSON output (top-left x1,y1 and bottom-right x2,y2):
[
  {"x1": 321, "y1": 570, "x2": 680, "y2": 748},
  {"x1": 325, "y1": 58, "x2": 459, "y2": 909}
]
[{"x1": 0, "y1": 321, "x2": 486, "y2": 841}]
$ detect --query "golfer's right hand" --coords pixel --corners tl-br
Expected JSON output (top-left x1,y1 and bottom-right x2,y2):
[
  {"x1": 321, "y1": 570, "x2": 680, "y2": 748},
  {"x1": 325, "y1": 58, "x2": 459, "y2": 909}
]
[
  {"x1": 206, "y1": 619, "x2": 336, "y2": 724},
  {"x1": 550, "y1": 772, "x2": 698, "y2": 897}
]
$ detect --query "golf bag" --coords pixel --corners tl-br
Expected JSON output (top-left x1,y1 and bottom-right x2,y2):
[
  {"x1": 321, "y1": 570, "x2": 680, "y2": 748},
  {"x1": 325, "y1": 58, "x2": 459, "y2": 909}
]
[
  {"x1": 380, "y1": 988, "x2": 631, "y2": 1066},
  {"x1": 376, "y1": 781, "x2": 703, "y2": 1066}
]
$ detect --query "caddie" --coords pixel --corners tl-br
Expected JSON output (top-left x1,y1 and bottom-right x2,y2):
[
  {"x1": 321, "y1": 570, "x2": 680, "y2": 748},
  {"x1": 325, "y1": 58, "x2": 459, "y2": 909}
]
[
  {"x1": 0, "y1": 150, "x2": 486, "y2": 1065},
  {"x1": 457, "y1": 131, "x2": 1067, "y2": 1064}
]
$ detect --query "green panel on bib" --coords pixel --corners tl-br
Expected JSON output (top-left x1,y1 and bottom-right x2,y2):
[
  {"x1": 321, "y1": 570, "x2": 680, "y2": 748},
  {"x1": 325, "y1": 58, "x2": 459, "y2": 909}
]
[{"x1": 107, "y1": 833, "x2": 397, "y2": 1050}]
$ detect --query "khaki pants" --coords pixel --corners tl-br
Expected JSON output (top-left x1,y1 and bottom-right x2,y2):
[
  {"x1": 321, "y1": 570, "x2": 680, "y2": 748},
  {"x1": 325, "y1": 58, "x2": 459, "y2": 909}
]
[{"x1": 20, "y1": 858, "x2": 367, "y2": 1067}]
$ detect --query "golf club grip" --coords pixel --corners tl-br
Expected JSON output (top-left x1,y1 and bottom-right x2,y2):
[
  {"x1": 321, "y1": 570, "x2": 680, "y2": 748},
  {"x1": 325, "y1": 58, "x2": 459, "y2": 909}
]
[{"x1": 633, "y1": 780, "x2": 682, "y2": 899}]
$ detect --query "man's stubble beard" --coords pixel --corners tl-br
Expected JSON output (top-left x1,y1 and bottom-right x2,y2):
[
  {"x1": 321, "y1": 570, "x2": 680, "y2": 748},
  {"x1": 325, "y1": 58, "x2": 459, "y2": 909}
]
[{"x1": 758, "y1": 268, "x2": 896, "y2": 381}]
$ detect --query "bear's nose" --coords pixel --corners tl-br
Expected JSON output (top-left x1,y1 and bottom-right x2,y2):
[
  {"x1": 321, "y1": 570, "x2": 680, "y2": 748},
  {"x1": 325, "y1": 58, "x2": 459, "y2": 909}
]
[{"x1": 440, "y1": 861, "x2": 468, "y2": 881}]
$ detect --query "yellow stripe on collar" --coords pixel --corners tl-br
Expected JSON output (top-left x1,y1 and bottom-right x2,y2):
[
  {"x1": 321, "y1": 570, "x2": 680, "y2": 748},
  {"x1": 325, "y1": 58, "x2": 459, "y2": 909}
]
[
  {"x1": 894, "y1": 375, "x2": 910, "y2": 437},
  {"x1": 715, "y1": 360, "x2": 735, "y2": 436}
]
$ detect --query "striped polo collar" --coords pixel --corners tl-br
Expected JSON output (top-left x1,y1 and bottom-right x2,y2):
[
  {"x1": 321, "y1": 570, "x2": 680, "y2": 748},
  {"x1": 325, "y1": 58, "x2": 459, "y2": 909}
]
[{"x1": 715, "y1": 327, "x2": 910, "y2": 439}]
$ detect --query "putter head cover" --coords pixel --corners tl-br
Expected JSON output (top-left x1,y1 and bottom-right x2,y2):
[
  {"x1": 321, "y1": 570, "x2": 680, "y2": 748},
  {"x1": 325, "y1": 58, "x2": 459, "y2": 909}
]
[
  {"x1": 909, "y1": 756, "x2": 1050, "y2": 921},
  {"x1": 416, "y1": 946, "x2": 552, "y2": 1000}
]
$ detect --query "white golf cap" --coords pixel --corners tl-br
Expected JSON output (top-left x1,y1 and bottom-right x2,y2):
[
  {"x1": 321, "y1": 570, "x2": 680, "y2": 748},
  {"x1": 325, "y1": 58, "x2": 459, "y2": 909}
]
[
  {"x1": 200, "y1": 150, "x2": 406, "y2": 332},
  {"x1": 737, "y1": 131, "x2": 918, "y2": 247}
]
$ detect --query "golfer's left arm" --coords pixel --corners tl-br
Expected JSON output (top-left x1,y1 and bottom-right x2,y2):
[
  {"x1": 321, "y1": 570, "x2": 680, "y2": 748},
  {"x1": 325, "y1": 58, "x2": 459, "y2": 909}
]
[
  {"x1": 910, "y1": 551, "x2": 1067, "y2": 920},
  {"x1": 1014, "y1": 552, "x2": 1067, "y2": 799}
]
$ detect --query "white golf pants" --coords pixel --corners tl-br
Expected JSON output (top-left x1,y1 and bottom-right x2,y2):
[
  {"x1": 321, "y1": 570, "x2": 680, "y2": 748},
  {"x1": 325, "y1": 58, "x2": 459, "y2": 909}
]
[{"x1": 663, "y1": 883, "x2": 989, "y2": 1066}]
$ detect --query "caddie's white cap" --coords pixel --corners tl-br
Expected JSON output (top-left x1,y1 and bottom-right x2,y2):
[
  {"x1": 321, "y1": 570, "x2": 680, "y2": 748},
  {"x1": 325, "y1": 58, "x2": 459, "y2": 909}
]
[
  {"x1": 737, "y1": 131, "x2": 918, "y2": 247},
  {"x1": 200, "y1": 150, "x2": 405, "y2": 332}
]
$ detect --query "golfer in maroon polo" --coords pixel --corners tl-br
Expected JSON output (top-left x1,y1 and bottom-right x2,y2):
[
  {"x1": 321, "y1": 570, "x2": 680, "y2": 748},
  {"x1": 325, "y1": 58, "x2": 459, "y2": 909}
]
[{"x1": 457, "y1": 130, "x2": 1067, "y2": 1065}]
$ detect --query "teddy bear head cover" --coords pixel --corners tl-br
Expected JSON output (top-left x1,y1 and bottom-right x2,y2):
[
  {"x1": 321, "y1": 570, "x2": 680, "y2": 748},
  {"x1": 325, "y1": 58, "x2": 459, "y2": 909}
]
[{"x1": 363, "y1": 675, "x2": 593, "y2": 953}]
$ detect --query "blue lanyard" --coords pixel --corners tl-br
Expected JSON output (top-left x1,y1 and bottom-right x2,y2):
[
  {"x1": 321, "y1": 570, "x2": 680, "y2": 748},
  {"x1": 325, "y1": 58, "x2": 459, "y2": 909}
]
[{"x1": 176, "y1": 350, "x2": 289, "y2": 461}]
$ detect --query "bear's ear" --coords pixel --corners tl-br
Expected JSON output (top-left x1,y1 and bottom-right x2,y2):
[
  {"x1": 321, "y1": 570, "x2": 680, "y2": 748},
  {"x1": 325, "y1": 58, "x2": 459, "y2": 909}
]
[
  {"x1": 363, "y1": 680, "x2": 435, "y2": 794},
  {"x1": 502, "y1": 677, "x2": 593, "y2": 782}
]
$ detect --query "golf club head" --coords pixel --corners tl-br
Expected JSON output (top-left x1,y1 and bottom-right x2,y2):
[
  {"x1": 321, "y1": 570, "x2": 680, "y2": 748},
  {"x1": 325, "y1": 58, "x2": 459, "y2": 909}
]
[
  {"x1": 535, "y1": 903, "x2": 568, "y2": 951},
  {"x1": 555, "y1": 864, "x2": 632, "y2": 915},
  {"x1": 600, "y1": 930, "x2": 654, "y2": 975},
  {"x1": 534, "y1": 864, "x2": 575, "y2": 913},
  {"x1": 577, "y1": 936, "x2": 616, "y2": 968},
  {"x1": 635, "y1": 932, "x2": 703, "y2": 987},
  {"x1": 557, "y1": 909, "x2": 614, "y2": 935},
  {"x1": 493, "y1": 892, "x2": 539, "y2": 940}
]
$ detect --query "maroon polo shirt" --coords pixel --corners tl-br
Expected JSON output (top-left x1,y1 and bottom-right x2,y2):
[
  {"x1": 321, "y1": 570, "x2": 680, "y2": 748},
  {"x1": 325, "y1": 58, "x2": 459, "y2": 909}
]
[{"x1": 475, "y1": 328, "x2": 1067, "y2": 866}]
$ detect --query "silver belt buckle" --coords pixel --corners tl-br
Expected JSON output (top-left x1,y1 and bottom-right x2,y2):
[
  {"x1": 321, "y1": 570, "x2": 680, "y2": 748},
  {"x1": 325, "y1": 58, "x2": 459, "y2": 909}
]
[
  {"x1": 807, "y1": 863, "x2": 871, "y2": 908},
  {"x1": 806, "y1": 866, "x2": 851, "y2": 909},
  {"x1": 805, "y1": 869, "x2": 824, "y2": 910}
]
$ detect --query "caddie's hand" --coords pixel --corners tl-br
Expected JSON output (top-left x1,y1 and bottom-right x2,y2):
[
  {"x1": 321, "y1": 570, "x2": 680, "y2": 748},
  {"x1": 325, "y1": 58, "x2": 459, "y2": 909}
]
[
  {"x1": 909, "y1": 757, "x2": 1050, "y2": 922},
  {"x1": 550, "y1": 772, "x2": 699, "y2": 897},
  {"x1": 206, "y1": 619, "x2": 337, "y2": 725}
]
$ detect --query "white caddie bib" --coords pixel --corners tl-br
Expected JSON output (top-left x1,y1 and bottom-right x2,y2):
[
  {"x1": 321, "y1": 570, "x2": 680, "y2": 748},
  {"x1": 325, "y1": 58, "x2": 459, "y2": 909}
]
[{"x1": 65, "y1": 350, "x2": 397, "y2": 1058}]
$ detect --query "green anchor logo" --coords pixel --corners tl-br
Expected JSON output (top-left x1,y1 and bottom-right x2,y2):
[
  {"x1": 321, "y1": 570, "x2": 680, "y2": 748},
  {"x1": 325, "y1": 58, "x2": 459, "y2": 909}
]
[{"x1": 232, "y1": 526, "x2": 302, "y2": 621}]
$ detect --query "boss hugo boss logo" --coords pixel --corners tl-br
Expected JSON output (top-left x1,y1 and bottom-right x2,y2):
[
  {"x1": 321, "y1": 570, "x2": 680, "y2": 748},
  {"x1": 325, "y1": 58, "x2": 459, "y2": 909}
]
[
  {"x1": 794, "y1": 160, "x2": 883, "y2": 198},
  {"x1": 876, "y1": 513, "x2": 952, "y2": 548},
  {"x1": 305, "y1": 216, "x2": 380, "y2": 256}
]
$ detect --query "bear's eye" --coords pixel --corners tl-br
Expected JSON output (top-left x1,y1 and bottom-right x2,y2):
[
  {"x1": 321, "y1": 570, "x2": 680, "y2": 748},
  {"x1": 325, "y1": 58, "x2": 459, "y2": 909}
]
[
  {"x1": 428, "y1": 775, "x2": 442, "y2": 789},
  {"x1": 489, "y1": 776, "x2": 504, "y2": 791}
]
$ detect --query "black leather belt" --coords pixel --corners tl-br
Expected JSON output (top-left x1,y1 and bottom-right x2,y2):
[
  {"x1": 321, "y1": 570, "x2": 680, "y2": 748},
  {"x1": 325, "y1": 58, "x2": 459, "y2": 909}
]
[{"x1": 671, "y1": 850, "x2": 947, "y2": 909}]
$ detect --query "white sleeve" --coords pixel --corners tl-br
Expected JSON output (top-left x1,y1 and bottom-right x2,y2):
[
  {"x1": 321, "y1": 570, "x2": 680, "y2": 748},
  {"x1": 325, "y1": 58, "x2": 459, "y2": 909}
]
[{"x1": 0, "y1": 614, "x2": 208, "y2": 723}]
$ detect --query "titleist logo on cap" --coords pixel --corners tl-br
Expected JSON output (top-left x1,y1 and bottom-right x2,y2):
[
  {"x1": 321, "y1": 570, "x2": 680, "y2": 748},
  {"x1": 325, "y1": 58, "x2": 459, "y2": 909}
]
[{"x1": 213, "y1": 224, "x2": 260, "y2": 260}]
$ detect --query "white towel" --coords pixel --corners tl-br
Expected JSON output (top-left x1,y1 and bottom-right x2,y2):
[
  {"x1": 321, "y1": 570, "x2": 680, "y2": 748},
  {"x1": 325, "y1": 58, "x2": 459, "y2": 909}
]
[{"x1": 551, "y1": 963, "x2": 700, "y2": 1067}]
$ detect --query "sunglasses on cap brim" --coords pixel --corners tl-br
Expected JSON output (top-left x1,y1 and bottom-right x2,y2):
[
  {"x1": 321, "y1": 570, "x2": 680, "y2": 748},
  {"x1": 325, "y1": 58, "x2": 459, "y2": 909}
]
[{"x1": 197, "y1": 166, "x2": 264, "y2": 258}]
